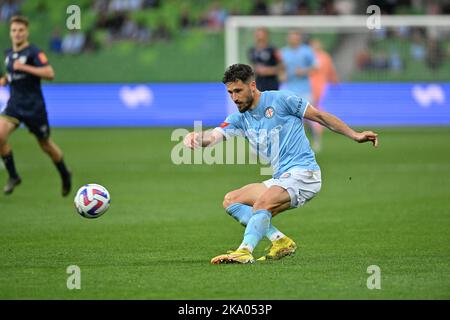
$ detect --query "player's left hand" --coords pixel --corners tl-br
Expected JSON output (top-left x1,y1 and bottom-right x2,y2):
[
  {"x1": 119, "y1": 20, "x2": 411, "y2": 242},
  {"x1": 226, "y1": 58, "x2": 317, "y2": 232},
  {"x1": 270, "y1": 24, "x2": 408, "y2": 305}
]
[
  {"x1": 354, "y1": 131, "x2": 378, "y2": 147},
  {"x1": 13, "y1": 60, "x2": 26, "y2": 71}
]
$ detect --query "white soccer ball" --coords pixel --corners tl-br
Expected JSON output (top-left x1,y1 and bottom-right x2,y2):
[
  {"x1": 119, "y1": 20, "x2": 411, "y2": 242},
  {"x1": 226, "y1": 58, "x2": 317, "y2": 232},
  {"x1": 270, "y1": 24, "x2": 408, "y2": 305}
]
[{"x1": 74, "y1": 184, "x2": 111, "y2": 219}]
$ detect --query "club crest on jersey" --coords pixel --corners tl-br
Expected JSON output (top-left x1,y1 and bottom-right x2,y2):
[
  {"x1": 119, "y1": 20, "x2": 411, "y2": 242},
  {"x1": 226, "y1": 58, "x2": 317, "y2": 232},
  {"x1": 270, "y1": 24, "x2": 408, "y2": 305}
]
[{"x1": 264, "y1": 107, "x2": 274, "y2": 119}]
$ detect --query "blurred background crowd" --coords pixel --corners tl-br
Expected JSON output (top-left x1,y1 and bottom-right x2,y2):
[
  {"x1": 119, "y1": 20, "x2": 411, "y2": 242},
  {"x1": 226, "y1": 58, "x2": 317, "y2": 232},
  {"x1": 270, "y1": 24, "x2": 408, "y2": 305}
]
[{"x1": 0, "y1": 0, "x2": 449, "y2": 83}]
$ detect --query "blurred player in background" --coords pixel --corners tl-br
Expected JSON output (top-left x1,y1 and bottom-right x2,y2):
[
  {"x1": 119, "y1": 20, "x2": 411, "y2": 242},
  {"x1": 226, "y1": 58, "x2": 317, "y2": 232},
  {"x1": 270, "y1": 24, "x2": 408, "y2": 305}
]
[
  {"x1": 184, "y1": 64, "x2": 378, "y2": 264},
  {"x1": 308, "y1": 38, "x2": 339, "y2": 152},
  {"x1": 248, "y1": 27, "x2": 282, "y2": 91},
  {"x1": 0, "y1": 16, "x2": 71, "y2": 196},
  {"x1": 280, "y1": 30, "x2": 321, "y2": 151}
]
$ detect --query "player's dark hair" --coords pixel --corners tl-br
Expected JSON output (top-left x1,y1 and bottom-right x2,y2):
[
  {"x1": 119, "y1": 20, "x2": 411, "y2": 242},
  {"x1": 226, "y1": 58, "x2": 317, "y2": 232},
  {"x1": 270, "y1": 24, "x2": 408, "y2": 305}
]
[
  {"x1": 10, "y1": 16, "x2": 29, "y2": 27},
  {"x1": 222, "y1": 64, "x2": 255, "y2": 84}
]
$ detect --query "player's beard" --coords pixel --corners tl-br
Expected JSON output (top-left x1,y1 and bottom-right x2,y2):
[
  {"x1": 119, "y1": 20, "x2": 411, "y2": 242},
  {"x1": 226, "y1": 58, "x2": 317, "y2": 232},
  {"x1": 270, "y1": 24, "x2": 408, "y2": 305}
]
[{"x1": 236, "y1": 93, "x2": 254, "y2": 113}]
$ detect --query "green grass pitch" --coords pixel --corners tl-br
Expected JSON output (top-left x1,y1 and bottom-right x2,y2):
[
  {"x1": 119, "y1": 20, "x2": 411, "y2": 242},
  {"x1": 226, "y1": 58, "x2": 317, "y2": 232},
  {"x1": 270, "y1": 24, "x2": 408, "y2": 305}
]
[{"x1": 0, "y1": 127, "x2": 449, "y2": 299}]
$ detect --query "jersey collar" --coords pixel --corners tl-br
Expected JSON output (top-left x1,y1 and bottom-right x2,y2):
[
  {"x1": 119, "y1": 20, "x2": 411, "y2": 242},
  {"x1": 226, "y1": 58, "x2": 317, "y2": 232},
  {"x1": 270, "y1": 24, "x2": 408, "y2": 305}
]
[{"x1": 248, "y1": 92, "x2": 265, "y2": 119}]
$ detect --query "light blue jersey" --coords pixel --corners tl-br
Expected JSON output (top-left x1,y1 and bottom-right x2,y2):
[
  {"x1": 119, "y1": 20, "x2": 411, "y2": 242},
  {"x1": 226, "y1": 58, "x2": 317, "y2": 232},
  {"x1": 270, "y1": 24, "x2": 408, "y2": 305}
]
[
  {"x1": 216, "y1": 90, "x2": 320, "y2": 178},
  {"x1": 281, "y1": 44, "x2": 317, "y2": 95}
]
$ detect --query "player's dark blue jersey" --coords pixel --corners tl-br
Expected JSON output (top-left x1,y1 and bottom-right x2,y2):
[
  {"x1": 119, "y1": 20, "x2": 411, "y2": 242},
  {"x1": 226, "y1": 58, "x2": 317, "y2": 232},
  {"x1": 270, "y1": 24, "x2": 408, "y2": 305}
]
[
  {"x1": 248, "y1": 46, "x2": 280, "y2": 91},
  {"x1": 4, "y1": 44, "x2": 49, "y2": 112}
]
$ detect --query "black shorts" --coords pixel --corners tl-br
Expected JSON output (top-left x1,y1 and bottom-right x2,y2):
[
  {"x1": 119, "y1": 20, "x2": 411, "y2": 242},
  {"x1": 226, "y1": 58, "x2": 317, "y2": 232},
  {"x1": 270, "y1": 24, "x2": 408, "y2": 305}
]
[{"x1": 1, "y1": 103, "x2": 51, "y2": 140}]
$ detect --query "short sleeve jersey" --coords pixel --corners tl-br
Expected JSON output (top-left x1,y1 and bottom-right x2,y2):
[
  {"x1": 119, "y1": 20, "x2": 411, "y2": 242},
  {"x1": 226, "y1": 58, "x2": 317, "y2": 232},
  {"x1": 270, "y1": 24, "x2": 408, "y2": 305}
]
[
  {"x1": 216, "y1": 90, "x2": 320, "y2": 178},
  {"x1": 4, "y1": 45, "x2": 48, "y2": 110}
]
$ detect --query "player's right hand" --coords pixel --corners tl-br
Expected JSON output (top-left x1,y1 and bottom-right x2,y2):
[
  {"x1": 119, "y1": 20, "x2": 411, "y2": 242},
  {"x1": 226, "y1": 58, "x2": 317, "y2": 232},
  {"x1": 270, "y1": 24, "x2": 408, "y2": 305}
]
[
  {"x1": 354, "y1": 131, "x2": 379, "y2": 148},
  {"x1": 0, "y1": 77, "x2": 7, "y2": 87},
  {"x1": 183, "y1": 132, "x2": 201, "y2": 149}
]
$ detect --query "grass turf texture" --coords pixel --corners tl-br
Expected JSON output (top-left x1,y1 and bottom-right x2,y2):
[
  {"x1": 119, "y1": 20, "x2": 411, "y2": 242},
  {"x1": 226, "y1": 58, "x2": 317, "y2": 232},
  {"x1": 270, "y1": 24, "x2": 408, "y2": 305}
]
[{"x1": 0, "y1": 127, "x2": 449, "y2": 299}]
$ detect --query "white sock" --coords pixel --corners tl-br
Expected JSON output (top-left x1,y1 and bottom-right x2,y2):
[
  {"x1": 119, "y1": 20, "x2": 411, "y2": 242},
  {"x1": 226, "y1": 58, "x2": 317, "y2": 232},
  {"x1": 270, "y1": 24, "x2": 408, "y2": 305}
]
[
  {"x1": 238, "y1": 243, "x2": 254, "y2": 253},
  {"x1": 269, "y1": 231, "x2": 286, "y2": 242}
]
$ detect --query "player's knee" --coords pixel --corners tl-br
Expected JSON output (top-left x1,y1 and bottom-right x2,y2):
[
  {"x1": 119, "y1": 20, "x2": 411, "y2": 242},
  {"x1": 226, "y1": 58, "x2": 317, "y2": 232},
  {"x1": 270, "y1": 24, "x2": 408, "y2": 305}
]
[{"x1": 223, "y1": 192, "x2": 237, "y2": 209}]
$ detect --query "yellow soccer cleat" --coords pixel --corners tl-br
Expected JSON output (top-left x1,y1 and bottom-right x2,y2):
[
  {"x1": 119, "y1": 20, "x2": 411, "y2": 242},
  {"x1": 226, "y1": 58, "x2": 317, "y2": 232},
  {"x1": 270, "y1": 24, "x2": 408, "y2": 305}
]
[
  {"x1": 257, "y1": 237, "x2": 297, "y2": 261},
  {"x1": 210, "y1": 248, "x2": 255, "y2": 264}
]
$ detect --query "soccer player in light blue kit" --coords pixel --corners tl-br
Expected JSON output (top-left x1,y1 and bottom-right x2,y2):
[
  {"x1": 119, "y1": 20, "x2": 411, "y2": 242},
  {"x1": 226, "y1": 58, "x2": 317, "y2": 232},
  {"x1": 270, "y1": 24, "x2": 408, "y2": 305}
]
[
  {"x1": 281, "y1": 30, "x2": 316, "y2": 98},
  {"x1": 281, "y1": 29, "x2": 322, "y2": 152},
  {"x1": 184, "y1": 64, "x2": 378, "y2": 264}
]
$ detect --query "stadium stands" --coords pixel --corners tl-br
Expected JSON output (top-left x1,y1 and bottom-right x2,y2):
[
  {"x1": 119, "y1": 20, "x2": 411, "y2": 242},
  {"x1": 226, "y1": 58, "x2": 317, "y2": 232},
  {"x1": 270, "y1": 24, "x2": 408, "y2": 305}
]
[{"x1": 0, "y1": 0, "x2": 449, "y2": 82}]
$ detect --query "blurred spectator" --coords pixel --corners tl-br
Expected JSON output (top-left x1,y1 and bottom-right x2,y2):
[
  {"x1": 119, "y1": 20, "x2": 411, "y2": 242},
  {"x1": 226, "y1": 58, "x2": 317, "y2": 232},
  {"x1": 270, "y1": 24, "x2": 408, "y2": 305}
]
[
  {"x1": 296, "y1": 2, "x2": 310, "y2": 15},
  {"x1": 179, "y1": 8, "x2": 193, "y2": 32},
  {"x1": 120, "y1": 14, "x2": 139, "y2": 39},
  {"x1": 136, "y1": 21, "x2": 151, "y2": 43},
  {"x1": 425, "y1": 1, "x2": 442, "y2": 14},
  {"x1": 252, "y1": 0, "x2": 268, "y2": 15},
  {"x1": 371, "y1": 50, "x2": 389, "y2": 70},
  {"x1": 372, "y1": 27, "x2": 388, "y2": 41},
  {"x1": 426, "y1": 39, "x2": 444, "y2": 70},
  {"x1": 62, "y1": 30, "x2": 86, "y2": 55},
  {"x1": 410, "y1": 30, "x2": 426, "y2": 61},
  {"x1": 109, "y1": 0, "x2": 143, "y2": 12},
  {"x1": 153, "y1": 23, "x2": 171, "y2": 42},
  {"x1": 442, "y1": 0, "x2": 450, "y2": 14},
  {"x1": 92, "y1": 0, "x2": 109, "y2": 13},
  {"x1": 269, "y1": 0, "x2": 288, "y2": 15},
  {"x1": 200, "y1": 2, "x2": 227, "y2": 31},
  {"x1": 101, "y1": 12, "x2": 127, "y2": 40},
  {"x1": 369, "y1": 0, "x2": 396, "y2": 15},
  {"x1": 389, "y1": 48, "x2": 403, "y2": 71},
  {"x1": 142, "y1": 0, "x2": 160, "y2": 9},
  {"x1": 49, "y1": 29, "x2": 63, "y2": 54},
  {"x1": 334, "y1": 0, "x2": 355, "y2": 15},
  {"x1": 356, "y1": 48, "x2": 372, "y2": 70},
  {"x1": 283, "y1": 0, "x2": 299, "y2": 14},
  {"x1": 320, "y1": 0, "x2": 338, "y2": 15},
  {"x1": 83, "y1": 30, "x2": 100, "y2": 53},
  {"x1": 0, "y1": 0, "x2": 20, "y2": 21}
]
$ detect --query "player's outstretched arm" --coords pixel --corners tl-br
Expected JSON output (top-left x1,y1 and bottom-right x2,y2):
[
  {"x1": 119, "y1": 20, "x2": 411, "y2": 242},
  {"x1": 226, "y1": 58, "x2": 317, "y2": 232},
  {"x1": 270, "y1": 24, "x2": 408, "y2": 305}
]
[
  {"x1": 304, "y1": 103, "x2": 378, "y2": 147},
  {"x1": 183, "y1": 129, "x2": 224, "y2": 149},
  {"x1": 13, "y1": 61, "x2": 55, "y2": 80}
]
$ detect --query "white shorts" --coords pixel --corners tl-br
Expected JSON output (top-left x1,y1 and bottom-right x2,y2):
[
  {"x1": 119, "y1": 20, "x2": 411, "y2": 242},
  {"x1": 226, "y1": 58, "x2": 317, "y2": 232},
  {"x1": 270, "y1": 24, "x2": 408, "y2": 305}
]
[{"x1": 263, "y1": 168, "x2": 322, "y2": 208}]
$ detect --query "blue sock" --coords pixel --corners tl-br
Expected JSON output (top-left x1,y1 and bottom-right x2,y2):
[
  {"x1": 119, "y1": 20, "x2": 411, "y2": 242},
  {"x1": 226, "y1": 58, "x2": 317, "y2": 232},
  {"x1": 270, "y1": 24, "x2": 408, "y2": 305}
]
[
  {"x1": 226, "y1": 203, "x2": 283, "y2": 240},
  {"x1": 226, "y1": 203, "x2": 253, "y2": 226},
  {"x1": 239, "y1": 209, "x2": 272, "y2": 252}
]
